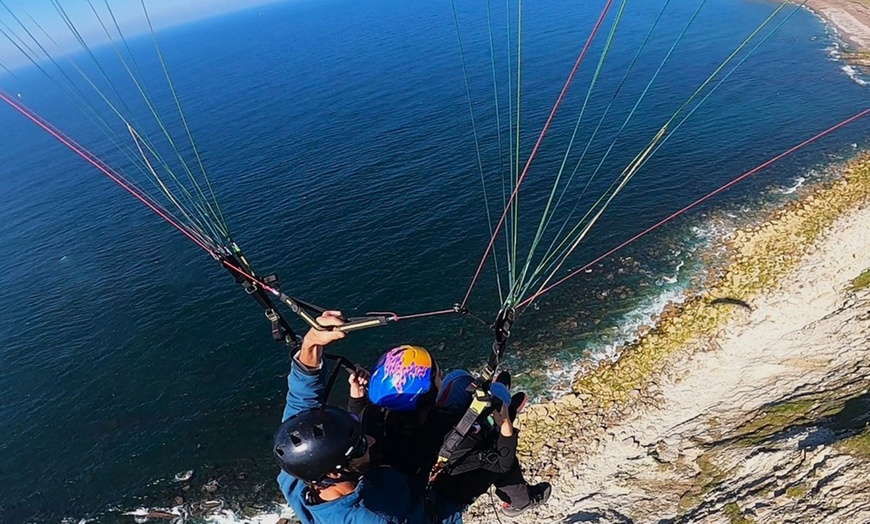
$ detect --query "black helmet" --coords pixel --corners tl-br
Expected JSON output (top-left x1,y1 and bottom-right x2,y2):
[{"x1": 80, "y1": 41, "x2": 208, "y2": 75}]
[{"x1": 273, "y1": 406, "x2": 367, "y2": 483}]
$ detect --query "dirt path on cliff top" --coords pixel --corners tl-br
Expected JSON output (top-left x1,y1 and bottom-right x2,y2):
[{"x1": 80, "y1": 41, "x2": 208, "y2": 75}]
[{"x1": 474, "y1": 202, "x2": 870, "y2": 523}]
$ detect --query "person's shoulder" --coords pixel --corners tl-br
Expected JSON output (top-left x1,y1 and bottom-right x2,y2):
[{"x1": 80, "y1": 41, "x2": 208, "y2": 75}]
[
  {"x1": 361, "y1": 464, "x2": 415, "y2": 487},
  {"x1": 436, "y1": 371, "x2": 475, "y2": 415},
  {"x1": 302, "y1": 486, "x2": 384, "y2": 523},
  {"x1": 276, "y1": 470, "x2": 302, "y2": 496}
]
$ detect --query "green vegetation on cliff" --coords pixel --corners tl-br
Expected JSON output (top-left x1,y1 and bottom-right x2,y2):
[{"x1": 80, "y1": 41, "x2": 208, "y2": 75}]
[
  {"x1": 838, "y1": 427, "x2": 870, "y2": 457},
  {"x1": 850, "y1": 268, "x2": 870, "y2": 291}
]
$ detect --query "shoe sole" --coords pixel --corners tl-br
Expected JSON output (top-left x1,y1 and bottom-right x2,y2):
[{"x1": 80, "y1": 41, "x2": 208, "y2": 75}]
[{"x1": 509, "y1": 393, "x2": 528, "y2": 421}]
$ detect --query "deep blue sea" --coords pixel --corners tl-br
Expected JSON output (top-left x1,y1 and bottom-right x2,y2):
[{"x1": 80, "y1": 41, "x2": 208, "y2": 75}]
[{"x1": 1, "y1": 0, "x2": 868, "y2": 521}]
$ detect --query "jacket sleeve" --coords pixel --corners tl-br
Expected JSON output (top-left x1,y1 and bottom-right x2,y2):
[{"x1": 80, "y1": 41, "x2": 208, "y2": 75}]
[
  {"x1": 347, "y1": 395, "x2": 370, "y2": 416},
  {"x1": 282, "y1": 357, "x2": 329, "y2": 422}
]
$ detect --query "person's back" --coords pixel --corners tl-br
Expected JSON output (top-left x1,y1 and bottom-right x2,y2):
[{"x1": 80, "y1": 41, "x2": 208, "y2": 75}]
[{"x1": 352, "y1": 400, "x2": 459, "y2": 479}]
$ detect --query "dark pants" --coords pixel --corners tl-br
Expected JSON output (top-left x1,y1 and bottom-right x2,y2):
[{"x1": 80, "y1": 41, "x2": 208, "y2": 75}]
[
  {"x1": 493, "y1": 457, "x2": 530, "y2": 508},
  {"x1": 494, "y1": 400, "x2": 531, "y2": 508},
  {"x1": 436, "y1": 400, "x2": 532, "y2": 508},
  {"x1": 438, "y1": 461, "x2": 530, "y2": 508}
]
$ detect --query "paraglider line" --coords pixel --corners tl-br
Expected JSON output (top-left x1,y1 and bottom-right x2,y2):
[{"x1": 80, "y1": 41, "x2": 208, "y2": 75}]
[
  {"x1": 389, "y1": 308, "x2": 457, "y2": 321},
  {"x1": 2, "y1": 90, "x2": 458, "y2": 333},
  {"x1": 517, "y1": 105, "x2": 870, "y2": 308},
  {"x1": 461, "y1": 0, "x2": 616, "y2": 310},
  {"x1": 0, "y1": 90, "x2": 219, "y2": 256}
]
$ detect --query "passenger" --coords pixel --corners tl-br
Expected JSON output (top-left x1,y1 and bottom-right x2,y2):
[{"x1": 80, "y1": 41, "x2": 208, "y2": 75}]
[
  {"x1": 347, "y1": 345, "x2": 453, "y2": 478},
  {"x1": 273, "y1": 312, "x2": 462, "y2": 524},
  {"x1": 350, "y1": 345, "x2": 551, "y2": 517},
  {"x1": 427, "y1": 368, "x2": 550, "y2": 516}
]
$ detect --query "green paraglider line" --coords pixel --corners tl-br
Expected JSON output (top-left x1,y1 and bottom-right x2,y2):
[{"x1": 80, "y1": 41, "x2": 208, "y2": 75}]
[
  {"x1": 0, "y1": 90, "x2": 460, "y2": 334},
  {"x1": 461, "y1": 0, "x2": 617, "y2": 310},
  {"x1": 517, "y1": 105, "x2": 870, "y2": 309},
  {"x1": 0, "y1": 89, "x2": 221, "y2": 255}
]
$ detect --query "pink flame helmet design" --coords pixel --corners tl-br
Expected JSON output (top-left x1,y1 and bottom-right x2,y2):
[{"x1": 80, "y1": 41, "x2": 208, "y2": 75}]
[{"x1": 369, "y1": 345, "x2": 435, "y2": 411}]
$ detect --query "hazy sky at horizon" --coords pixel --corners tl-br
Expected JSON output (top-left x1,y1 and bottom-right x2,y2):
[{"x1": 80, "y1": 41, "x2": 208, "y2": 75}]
[{"x1": 0, "y1": 0, "x2": 288, "y2": 71}]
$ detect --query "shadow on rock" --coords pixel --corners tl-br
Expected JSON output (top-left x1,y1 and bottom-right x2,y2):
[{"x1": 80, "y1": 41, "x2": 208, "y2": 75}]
[
  {"x1": 709, "y1": 297, "x2": 753, "y2": 311},
  {"x1": 564, "y1": 508, "x2": 637, "y2": 523},
  {"x1": 707, "y1": 384, "x2": 870, "y2": 451}
]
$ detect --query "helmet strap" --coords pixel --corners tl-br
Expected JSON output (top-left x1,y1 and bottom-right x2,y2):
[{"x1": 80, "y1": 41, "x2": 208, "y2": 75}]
[{"x1": 312, "y1": 467, "x2": 362, "y2": 489}]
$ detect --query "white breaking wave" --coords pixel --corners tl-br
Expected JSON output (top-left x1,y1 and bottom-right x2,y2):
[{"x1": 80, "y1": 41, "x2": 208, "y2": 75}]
[
  {"x1": 841, "y1": 64, "x2": 869, "y2": 86},
  {"x1": 121, "y1": 503, "x2": 293, "y2": 524},
  {"x1": 543, "y1": 283, "x2": 692, "y2": 397},
  {"x1": 123, "y1": 506, "x2": 185, "y2": 523},
  {"x1": 780, "y1": 176, "x2": 807, "y2": 194},
  {"x1": 808, "y1": 6, "x2": 869, "y2": 87},
  {"x1": 205, "y1": 507, "x2": 293, "y2": 524}
]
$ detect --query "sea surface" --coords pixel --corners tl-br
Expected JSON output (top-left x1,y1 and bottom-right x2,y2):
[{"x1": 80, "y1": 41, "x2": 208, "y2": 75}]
[{"x1": 1, "y1": 0, "x2": 868, "y2": 521}]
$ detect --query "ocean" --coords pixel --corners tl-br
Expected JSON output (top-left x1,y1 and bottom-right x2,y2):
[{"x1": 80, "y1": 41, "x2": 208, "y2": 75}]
[{"x1": 1, "y1": 0, "x2": 868, "y2": 521}]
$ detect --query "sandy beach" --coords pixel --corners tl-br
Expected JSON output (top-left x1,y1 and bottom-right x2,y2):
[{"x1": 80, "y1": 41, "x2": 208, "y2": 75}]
[{"x1": 806, "y1": 0, "x2": 870, "y2": 50}]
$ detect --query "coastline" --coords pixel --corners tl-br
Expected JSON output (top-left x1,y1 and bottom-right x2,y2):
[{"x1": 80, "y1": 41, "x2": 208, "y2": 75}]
[
  {"x1": 465, "y1": 151, "x2": 870, "y2": 523},
  {"x1": 101, "y1": 5, "x2": 870, "y2": 521},
  {"x1": 126, "y1": 138, "x2": 870, "y2": 524},
  {"x1": 804, "y1": 0, "x2": 870, "y2": 68}
]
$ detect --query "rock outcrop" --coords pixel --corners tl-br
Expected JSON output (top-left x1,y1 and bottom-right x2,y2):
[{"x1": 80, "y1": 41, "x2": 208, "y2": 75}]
[{"x1": 465, "y1": 156, "x2": 870, "y2": 524}]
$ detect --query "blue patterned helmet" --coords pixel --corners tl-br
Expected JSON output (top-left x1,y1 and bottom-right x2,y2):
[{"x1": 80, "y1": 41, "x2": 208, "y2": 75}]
[{"x1": 369, "y1": 345, "x2": 437, "y2": 411}]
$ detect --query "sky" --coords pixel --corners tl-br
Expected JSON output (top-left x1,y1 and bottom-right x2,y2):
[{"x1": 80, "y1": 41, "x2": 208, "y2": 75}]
[{"x1": 0, "y1": 0, "x2": 285, "y2": 71}]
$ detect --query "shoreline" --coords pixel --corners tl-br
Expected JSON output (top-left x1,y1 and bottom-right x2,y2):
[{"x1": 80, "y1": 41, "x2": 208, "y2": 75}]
[
  {"x1": 124, "y1": 147, "x2": 870, "y2": 524},
  {"x1": 467, "y1": 150, "x2": 870, "y2": 522},
  {"x1": 804, "y1": 0, "x2": 870, "y2": 69},
  {"x1": 104, "y1": 6, "x2": 870, "y2": 520}
]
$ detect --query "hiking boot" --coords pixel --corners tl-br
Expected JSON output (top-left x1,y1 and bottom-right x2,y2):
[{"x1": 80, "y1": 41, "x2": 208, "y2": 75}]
[
  {"x1": 495, "y1": 370, "x2": 511, "y2": 389},
  {"x1": 501, "y1": 482, "x2": 551, "y2": 517},
  {"x1": 508, "y1": 392, "x2": 528, "y2": 421}
]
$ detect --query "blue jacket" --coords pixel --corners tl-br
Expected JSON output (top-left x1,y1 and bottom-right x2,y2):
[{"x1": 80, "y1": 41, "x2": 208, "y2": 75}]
[{"x1": 277, "y1": 360, "x2": 463, "y2": 524}]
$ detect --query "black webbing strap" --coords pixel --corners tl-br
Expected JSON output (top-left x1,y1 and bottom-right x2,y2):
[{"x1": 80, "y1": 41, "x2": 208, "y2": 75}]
[
  {"x1": 481, "y1": 307, "x2": 515, "y2": 381},
  {"x1": 447, "y1": 445, "x2": 500, "y2": 476},
  {"x1": 432, "y1": 385, "x2": 494, "y2": 478},
  {"x1": 322, "y1": 353, "x2": 358, "y2": 399},
  {"x1": 430, "y1": 307, "x2": 516, "y2": 481},
  {"x1": 221, "y1": 254, "x2": 299, "y2": 348}
]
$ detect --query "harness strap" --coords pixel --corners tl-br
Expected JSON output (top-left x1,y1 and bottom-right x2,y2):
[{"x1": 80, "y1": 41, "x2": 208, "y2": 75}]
[
  {"x1": 429, "y1": 307, "x2": 516, "y2": 484},
  {"x1": 432, "y1": 386, "x2": 494, "y2": 479},
  {"x1": 222, "y1": 254, "x2": 299, "y2": 348},
  {"x1": 482, "y1": 307, "x2": 515, "y2": 381}
]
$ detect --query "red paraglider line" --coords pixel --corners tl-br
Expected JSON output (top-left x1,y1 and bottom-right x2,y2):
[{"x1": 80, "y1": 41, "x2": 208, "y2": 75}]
[
  {"x1": 2, "y1": 91, "x2": 459, "y2": 327},
  {"x1": 461, "y1": 0, "x2": 616, "y2": 309},
  {"x1": 517, "y1": 105, "x2": 870, "y2": 308},
  {"x1": 0, "y1": 90, "x2": 219, "y2": 256}
]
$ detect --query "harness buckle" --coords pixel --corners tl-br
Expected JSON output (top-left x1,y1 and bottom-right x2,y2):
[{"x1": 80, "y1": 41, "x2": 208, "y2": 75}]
[{"x1": 265, "y1": 308, "x2": 285, "y2": 342}]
